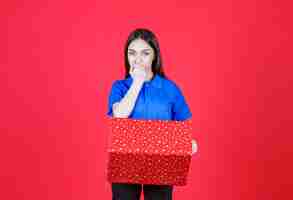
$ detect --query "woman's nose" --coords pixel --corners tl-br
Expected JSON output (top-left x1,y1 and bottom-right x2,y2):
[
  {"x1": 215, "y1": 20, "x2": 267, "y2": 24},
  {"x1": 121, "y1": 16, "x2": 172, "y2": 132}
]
[{"x1": 135, "y1": 56, "x2": 143, "y2": 64}]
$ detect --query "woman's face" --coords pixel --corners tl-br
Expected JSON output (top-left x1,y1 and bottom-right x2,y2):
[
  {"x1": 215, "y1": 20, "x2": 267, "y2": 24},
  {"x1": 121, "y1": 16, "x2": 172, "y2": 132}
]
[{"x1": 127, "y1": 38, "x2": 155, "y2": 72}]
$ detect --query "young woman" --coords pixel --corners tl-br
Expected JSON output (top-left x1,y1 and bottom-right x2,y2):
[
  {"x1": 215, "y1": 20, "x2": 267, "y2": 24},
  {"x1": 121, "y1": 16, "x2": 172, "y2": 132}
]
[{"x1": 107, "y1": 28, "x2": 198, "y2": 200}]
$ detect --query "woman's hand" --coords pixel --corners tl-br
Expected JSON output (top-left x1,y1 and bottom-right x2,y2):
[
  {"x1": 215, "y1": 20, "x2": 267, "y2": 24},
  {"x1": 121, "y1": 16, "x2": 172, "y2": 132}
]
[
  {"x1": 130, "y1": 64, "x2": 147, "y2": 83},
  {"x1": 192, "y1": 139, "x2": 198, "y2": 155}
]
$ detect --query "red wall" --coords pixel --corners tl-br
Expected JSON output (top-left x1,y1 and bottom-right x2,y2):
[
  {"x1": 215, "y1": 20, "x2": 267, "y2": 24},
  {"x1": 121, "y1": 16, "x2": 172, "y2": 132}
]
[{"x1": 1, "y1": 0, "x2": 292, "y2": 199}]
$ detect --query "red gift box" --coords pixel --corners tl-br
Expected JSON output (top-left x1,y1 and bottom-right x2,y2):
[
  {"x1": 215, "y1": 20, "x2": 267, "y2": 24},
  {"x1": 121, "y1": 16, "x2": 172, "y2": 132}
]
[{"x1": 106, "y1": 117, "x2": 193, "y2": 186}]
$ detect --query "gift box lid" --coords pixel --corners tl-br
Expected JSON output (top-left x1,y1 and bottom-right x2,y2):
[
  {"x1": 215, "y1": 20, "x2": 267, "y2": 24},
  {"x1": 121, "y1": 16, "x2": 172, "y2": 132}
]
[{"x1": 107, "y1": 117, "x2": 193, "y2": 156}]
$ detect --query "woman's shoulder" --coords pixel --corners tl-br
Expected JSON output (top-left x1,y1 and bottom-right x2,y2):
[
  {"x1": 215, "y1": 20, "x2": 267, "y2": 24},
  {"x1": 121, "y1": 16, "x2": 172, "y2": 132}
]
[
  {"x1": 160, "y1": 76, "x2": 182, "y2": 93},
  {"x1": 110, "y1": 77, "x2": 132, "y2": 90}
]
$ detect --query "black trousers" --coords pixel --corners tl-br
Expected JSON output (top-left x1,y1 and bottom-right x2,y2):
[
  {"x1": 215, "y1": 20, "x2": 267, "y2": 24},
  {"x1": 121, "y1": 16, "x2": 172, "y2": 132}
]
[{"x1": 112, "y1": 182, "x2": 173, "y2": 200}]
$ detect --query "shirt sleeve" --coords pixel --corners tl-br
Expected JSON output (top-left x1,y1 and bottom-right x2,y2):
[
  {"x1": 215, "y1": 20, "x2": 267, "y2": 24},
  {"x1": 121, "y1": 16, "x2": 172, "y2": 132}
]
[
  {"x1": 107, "y1": 81, "x2": 124, "y2": 117},
  {"x1": 172, "y1": 85, "x2": 192, "y2": 121}
]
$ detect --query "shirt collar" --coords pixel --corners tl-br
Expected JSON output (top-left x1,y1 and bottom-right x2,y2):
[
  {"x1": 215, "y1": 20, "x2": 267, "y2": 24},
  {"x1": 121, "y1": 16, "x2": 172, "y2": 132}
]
[{"x1": 125, "y1": 73, "x2": 162, "y2": 88}]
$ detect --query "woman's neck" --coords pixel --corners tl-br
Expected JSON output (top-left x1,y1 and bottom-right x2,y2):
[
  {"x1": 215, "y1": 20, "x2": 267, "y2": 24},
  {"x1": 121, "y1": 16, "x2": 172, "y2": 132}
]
[{"x1": 145, "y1": 71, "x2": 154, "y2": 82}]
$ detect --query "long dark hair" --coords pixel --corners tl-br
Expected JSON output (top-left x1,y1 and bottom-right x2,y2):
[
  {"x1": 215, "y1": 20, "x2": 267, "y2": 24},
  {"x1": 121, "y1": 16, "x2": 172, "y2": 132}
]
[{"x1": 124, "y1": 28, "x2": 167, "y2": 79}]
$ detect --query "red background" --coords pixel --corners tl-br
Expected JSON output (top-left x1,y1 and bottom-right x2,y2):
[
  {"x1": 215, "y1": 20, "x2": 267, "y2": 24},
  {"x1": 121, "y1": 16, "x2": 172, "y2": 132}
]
[{"x1": 1, "y1": 0, "x2": 292, "y2": 199}]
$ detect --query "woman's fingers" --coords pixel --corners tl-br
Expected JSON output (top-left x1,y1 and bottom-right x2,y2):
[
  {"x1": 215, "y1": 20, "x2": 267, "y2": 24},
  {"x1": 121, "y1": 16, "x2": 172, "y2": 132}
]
[
  {"x1": 192, "y1": 139, "x2": 198, "y2": 155},
  {"x1": 130, "y1": 66, "x2": 134, "y2": 72}
]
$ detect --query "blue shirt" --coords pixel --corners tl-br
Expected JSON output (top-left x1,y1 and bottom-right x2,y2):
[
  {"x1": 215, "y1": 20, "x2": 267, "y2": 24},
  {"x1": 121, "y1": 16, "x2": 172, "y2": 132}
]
[{"x1": 107, "y1": 74, "x2": 192, "y2": 121}]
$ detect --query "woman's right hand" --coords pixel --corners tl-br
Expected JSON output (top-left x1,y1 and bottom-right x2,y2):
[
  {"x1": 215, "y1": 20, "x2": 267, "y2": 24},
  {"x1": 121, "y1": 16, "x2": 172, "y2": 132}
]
[{"x1": 130, "y1": 64, "x2": 147, "y2": 83}]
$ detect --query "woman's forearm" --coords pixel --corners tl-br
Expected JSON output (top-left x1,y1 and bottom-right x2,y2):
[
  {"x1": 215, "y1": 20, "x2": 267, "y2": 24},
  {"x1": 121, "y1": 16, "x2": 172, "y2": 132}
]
[{"x1": 113, "y1": 80, "x2": 144, "y2": 118}]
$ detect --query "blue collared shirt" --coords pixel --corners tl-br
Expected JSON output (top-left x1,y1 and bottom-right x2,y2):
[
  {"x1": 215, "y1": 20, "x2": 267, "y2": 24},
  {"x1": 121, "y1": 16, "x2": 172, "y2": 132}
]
[{"x1": 107, "y1": 74, "x2": 192, "y2": 121}]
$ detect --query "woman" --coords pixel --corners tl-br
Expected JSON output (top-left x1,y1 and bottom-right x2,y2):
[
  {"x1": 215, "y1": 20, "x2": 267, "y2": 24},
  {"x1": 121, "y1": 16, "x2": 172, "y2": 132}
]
[{"x1": 107, "y1": 28, "x2": 198, "y2": 200}]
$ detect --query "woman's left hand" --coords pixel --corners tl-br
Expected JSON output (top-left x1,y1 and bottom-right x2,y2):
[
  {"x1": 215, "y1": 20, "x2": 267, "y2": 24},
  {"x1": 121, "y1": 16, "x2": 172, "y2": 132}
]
[{"x1": 192, "y1": 139, "x2": 198, "y2": 155}]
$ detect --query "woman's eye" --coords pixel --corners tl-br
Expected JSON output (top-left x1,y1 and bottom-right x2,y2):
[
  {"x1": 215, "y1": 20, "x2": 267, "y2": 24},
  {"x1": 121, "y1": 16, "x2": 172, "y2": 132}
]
[{"x1": 128, "y1": 52, "x2": 150, "y2": 56}]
